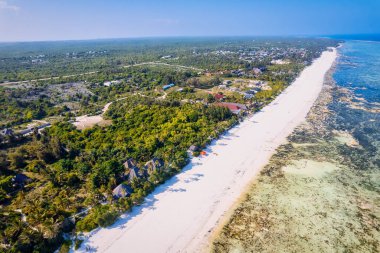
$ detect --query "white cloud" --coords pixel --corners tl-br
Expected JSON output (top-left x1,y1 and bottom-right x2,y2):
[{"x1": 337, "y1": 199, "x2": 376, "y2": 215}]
[{"x1": 0, "y1": 0, "x2": 20, "y2": 11}]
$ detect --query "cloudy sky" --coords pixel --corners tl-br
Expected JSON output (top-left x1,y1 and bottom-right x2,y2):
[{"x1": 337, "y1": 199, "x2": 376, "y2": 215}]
[{"x1": 0, "y1": 0, "x2": 379, "y2": 42}]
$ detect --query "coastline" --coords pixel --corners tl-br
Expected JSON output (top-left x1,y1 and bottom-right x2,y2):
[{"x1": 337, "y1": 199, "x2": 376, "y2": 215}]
[
  {"x1": 78, "y1": 48, "x2": 337, "y2": 253},
  {"x1": 209, "y1": 50, "x2": 340, "y2": 252},
  {"x1": 212, "y1": 41, "x2": 380, "y2": 253}
]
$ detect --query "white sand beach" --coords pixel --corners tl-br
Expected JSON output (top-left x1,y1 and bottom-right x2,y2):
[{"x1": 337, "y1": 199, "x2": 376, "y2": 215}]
[{"x1": 78, "y1": 48, "x2": 337, "y2": 253}]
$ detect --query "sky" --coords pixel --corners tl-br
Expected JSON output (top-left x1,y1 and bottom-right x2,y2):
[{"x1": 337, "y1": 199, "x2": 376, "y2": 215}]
[{"x1": 0, "y1": 0, "x2": 379, "y2": 42}]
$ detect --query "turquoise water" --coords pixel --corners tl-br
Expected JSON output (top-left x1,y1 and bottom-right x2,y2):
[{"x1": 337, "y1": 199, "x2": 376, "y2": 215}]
[
  {"x1": 331, "y1": 41, "x2": 380, "y2": 170},
  {"x1": 335, "y1": 41, "x2": 380, "y2": 103},
  {"x1": 213, "y1": 41, "x2": 380, "y2": 252}
]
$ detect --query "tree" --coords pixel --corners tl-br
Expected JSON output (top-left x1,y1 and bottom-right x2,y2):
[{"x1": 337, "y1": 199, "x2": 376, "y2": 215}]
[
  {"x1": 0, "y1": 152, "x2": 8, "y2": 173},
  {"x1": 49, "y1": 136, "x2": 64, "y2": 160},
  {"x1": 8, "y1": 150, "x2": 25, "y2": 169}
]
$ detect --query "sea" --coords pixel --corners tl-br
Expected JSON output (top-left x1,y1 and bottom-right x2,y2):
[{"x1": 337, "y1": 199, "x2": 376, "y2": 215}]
[{"x1": 213, "y1": 39, "x2": 380, "y2": 252}]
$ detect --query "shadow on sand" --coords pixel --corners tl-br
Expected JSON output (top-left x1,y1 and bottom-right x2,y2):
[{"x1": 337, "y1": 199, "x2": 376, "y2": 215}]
[{"x1": 80, "y1": 131, "x2": 240, "y2": 251}]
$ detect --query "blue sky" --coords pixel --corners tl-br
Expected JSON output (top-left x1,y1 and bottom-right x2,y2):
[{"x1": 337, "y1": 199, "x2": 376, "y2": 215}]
[{"x1": 0, "y1": 0, "x2": 379, "y2": 42}]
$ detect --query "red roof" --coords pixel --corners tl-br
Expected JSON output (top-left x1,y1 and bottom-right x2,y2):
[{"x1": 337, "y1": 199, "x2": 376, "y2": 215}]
[
  {"x1": 215, "y1": 103, "x2": 243, "y2": 112},
  {"x1": 214, "y1": 94, "x2": 225, "y2": 100}
]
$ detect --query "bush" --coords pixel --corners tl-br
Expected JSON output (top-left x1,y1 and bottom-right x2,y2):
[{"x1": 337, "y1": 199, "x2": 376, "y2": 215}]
[
  {"x1": 76, "y1": 205, "x2": 119, "y2": 231},
  {"x1": 96, "y1": 210, "x2": 118, "y2": 228},
  {"x1": 74, "y1": 239, "x2": 83, "y2": 250},
  {"x1": 59, "y1": 240, "x2": 71, "y2": 253},
  {"x1": 76, "y1": 213, "x2": 97, "y2": 232}
]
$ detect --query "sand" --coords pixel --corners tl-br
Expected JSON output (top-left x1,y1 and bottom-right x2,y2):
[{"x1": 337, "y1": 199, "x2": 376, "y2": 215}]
[
  {"x1": 77, "y1": 48, "x2": 337, "y2": 253},
  {"x1": 73, "y1": 102, "x2": 112, "y2": 130}
]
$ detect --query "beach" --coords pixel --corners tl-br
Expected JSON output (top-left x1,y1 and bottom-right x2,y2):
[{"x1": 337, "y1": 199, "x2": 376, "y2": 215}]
[
  {"x1": 212, "y1": 41, "x2": 380, "y2": 252},
  {"x1": 78, "y1": 48, "x2": 337, "y2": 253}
]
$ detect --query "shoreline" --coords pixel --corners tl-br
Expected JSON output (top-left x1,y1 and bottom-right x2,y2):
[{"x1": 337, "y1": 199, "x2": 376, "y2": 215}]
[
  {"x1": 209, "y1": 49, "x2": 340, "y2": 252},
  {"x1": 78, "y1": 48, "x2": 337, "y2": 253}
]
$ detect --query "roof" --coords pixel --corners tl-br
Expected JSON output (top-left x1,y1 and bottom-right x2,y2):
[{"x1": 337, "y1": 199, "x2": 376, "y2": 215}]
[
  {"x1": 215, "y1": 102, "x2": 247, "y2": 113},
  {"x1": 163, "y1": 83, "x2": 175, "y2": 90},
  {"x1": 13, "y1": 174, "x2": 30, "y2": 184},
  {"x1": 19, "y1": 128, "x2": 33, "y2": 136},
  {"x1": 214, "y1": 94, "x2": 225, "y2": 100},
  {"x1": 112, "y1": 184, "x2": 133, "y2": 198},
  {"x1": 1, "y1": 128, "x2": 13, "y2": 136},
  {"x1": 189, "y1": 145, "x2": 198, "y2": 152},
  {"x1": 144, "y1": 158, "x2": 164, "y2": 174},
  {"x1": 124, "y1": 158, "x2": 137, "y2": 169},
  {"x1": 128, "y1": 166, "x2": 143, "y2": 182}
]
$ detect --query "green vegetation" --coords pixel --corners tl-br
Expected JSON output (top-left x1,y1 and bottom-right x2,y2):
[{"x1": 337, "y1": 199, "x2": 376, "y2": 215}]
[{"x1": 0, "y1": 37, "x2": 340, "y2": 252}]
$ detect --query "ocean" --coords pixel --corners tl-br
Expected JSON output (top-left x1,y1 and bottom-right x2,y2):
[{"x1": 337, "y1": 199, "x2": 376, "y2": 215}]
[
  {"x1": 213, "y1": 40, "x2": 380, "y2": 253},
  {"x1": 330, "y1": 40, "x2": 380, "y2": 172}
]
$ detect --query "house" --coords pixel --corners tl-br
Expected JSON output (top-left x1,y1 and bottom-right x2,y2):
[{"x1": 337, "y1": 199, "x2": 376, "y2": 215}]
[
  {"x1": 1, "y1": 128, "x2": 13, "y2": 136},
  {"x1": 104, "y1": 80, "x2": 122, "y2": 87},
  {"x1": 161, "y1": 55, "x2": 172, "y2": 59},
  {"x1": 189, "y1": 145, "x2": 198, "y2": 153},
  {"x1": 144, "y1": 158, "x2": 164, "y2": 175},
  {"x1": 163, "y1": 83, "x2": 175, "y2": 91},
  {"x1": 12, "y1": 174, "x2": 31, "y2": 187},
  {"x1": 244, "y1": 93, "x2": 254, "y2": 99},
  {"x1": 19, "y1": 128, "x2": 33, "y2": 136},
  {"x1": 18, "y1": 123, "x2": 51, "y2": 137},
  {"x1": 124, "y1": 158, "x2": 137, "y2": 170},
  {"x1": 215, "y1": 102, "x2": 247, "y2": 115},
  {"x1": 214, "y1": 93, "x2": 225, "y2": 101},
  {"x1": 37, "y1": 123, "x2": 51, "y2": 133},
  {"x1": 123, "y1": 158, "x2": 145, "y2": 182},
  {"x1": 252, "y1": 68, "x2": 262, "y2": 75},
  {"x1": 271, "y1": 59, "x2": 290, "y2": 65},
  {"x1": 222, "y1": 80, "x2": 232, "y2": 86},
  {"x1": 112, "y1": 184, "x2": 133, "y2": 199},
  {"x1": 128, "y1": 166, "x2": 144, "y2": 182}
]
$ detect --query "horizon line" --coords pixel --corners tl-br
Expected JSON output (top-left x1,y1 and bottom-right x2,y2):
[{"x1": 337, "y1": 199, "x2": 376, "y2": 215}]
[{"x1": 1, "y1": 33, "x2": 379, "y2": 44}]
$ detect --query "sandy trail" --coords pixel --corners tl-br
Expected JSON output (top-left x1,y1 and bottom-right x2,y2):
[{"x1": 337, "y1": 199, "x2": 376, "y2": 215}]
[{"x1": 77, "y1": 48, "x2": 337, "y2": 253}]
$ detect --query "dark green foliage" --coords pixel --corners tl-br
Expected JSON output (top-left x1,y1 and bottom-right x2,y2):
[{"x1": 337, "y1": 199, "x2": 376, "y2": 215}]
[
  {"x1": 76, "y1": 205, "x2": 118, "y2": 231},
  {"x1": 0, "y1": 37, "x2": 340, "y2": 252}
]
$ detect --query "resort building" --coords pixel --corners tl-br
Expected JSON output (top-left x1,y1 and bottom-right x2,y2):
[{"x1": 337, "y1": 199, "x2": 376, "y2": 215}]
[
  {"x1": 215, "y1": 102, "x2": 247, "y2": 114},
  {"x1": 144, "y1": 158, "x2": 164, "y2": 175},
  {"x1": 112, "y1": 184, "x2": 133, "y2": 199},
  {"x1": 163, "y1": 83, "x2": 175, "y2": 90}
]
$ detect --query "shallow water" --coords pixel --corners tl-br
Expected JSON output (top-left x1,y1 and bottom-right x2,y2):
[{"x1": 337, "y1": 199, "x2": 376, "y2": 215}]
[{"x1": 212, "y1": 41, "x2": 380, "y2": 253}]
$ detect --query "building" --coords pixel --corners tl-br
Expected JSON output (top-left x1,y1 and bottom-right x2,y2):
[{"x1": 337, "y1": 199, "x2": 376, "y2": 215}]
[
  {"x1": 144, "y1": 158, "x2": 164, "y2": 175},
  {"x1": 18, "y1": 123, "x2": 51, "y2": 137},
  {"x1": 244, "y1": 93, "x2": 254, "y2": 99},
  {"x1": 12, "y1": 174, "x2": 31, "y2": 187},
  {"x1": 215, "y1": 102, "x2": 247, "y2": 115},
  {"x1": 214, "y1": 93, "x2": 225, "y2": 101},
  {"x1": 271, "y1": 59, "x2": 290, "y2": 65},
  {"x1": 123, "y1": 158, "x2": 145, "y2": 182},
  {"x1": 112, "y1": 184, "x2": 133, "y2": 199},
  {"x1": 163, "y1": 83, "x2": 175, "y2": 90},
  {"x1": 128, "y1": 166, "x2": 144, "y2": 182},
  {"x1": 1, "y1": 128, "x2": 13, "y2": 136},
  {"x1": 188, "y1": 145, "x2": 200, "y2": 156},
  {"x1": 124, "y1": 158, "x2": 137, "y2": 170},
  {"x1": 104, "y1": 80, "x2": 122, "y2": 87},
  {"x1": 252, "y1": 68, "x2": 262, "y2": 75}
]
